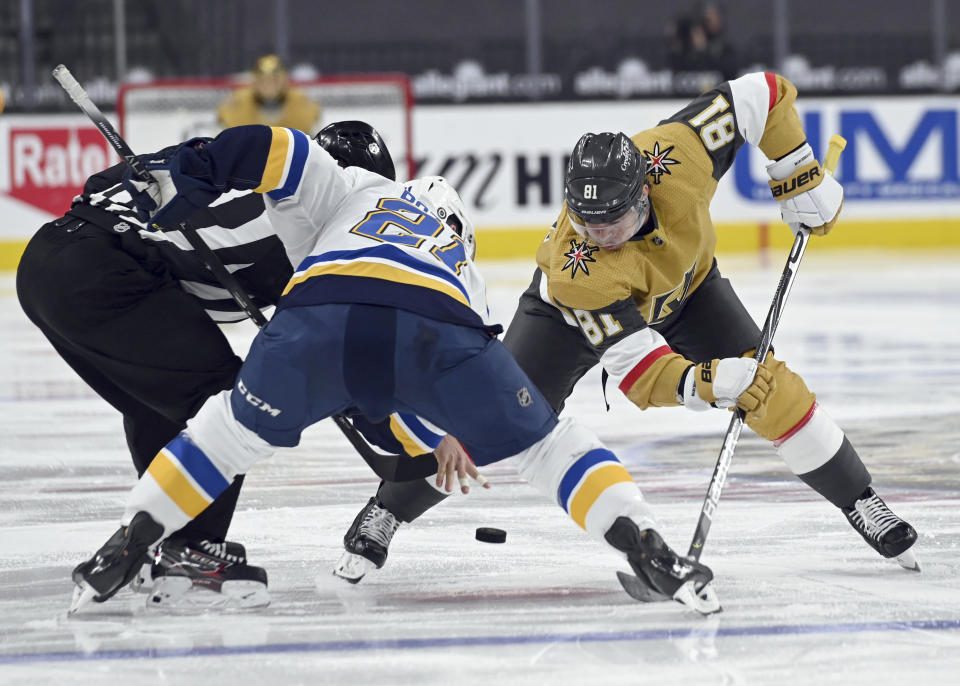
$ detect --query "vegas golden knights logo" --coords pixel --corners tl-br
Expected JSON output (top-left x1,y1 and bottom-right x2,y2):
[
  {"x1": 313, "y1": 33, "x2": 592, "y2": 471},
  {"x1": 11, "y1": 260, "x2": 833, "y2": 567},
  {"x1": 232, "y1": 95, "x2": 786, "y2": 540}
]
[
  {"x1": 642, "y1": 141, "x2": 680, "y2": 185},
  {"x1": 561, "y1": 239, "x2": 599, "y2": 279},
  {"x1": 648, "y1": 260, "x2": 697, "y2": 324}
]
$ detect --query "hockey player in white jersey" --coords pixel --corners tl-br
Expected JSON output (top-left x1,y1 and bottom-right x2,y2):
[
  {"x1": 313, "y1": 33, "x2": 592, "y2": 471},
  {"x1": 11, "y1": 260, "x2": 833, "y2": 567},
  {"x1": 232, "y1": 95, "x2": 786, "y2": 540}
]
[
  {"x1": 20, "y1": 120, "x2": 454, "y2": 609},
  {"x1": 69, "y1": 124, "x2": 773, "y2": 614}
]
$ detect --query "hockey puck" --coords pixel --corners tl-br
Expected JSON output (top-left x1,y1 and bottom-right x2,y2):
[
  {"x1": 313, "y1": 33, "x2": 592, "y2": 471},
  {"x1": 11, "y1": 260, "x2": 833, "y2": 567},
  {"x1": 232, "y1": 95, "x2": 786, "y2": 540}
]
[{"x1": 475, "y1": 527, "x2": 507, "y2": 544}]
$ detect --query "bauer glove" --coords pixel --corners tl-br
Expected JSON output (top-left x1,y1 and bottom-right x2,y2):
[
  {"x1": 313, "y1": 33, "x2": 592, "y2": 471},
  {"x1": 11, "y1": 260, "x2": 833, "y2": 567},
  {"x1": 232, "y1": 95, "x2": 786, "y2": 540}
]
[
  {"x1": 767, "y1": 142, "x2": 843, "y2": 236},
  {"x1": 679, "y1": 358, "x2": 775, "y2": 413},
  {"x1": 121, "y1": 138, "x2": 219, "y2": 230}
]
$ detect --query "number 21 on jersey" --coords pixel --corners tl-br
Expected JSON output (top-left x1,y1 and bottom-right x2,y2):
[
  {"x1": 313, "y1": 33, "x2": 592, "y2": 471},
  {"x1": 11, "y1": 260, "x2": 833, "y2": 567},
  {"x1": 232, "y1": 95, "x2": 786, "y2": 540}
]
[{"x1": 350, "y1": 197, "x2": 468, "y2": 274}]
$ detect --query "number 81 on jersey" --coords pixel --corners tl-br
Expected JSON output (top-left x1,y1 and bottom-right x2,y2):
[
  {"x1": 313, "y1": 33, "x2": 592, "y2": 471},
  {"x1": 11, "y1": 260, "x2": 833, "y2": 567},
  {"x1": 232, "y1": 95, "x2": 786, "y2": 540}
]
[{"x1": 574, "y1": 309, "x2": 622, "y2": 345}]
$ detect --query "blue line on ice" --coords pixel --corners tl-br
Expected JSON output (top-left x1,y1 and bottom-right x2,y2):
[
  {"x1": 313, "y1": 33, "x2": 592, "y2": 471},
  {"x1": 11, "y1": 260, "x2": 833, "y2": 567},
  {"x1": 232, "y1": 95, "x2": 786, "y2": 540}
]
[{"x1": 3, "y1": 618, "x2": 959, "y2": 664}]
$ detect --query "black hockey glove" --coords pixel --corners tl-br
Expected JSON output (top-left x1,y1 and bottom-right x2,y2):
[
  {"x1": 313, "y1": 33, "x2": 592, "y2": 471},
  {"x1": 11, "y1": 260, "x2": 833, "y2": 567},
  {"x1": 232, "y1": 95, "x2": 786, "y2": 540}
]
[{"x1": 121, "y1": 138, "x2": 219, "y2": 229}]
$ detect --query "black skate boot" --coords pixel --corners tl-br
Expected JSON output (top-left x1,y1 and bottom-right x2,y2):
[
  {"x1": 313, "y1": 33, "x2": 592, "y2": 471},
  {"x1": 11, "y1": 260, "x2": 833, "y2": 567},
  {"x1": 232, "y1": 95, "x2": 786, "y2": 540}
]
[
  {"x1": 70, "y1": 511, "x2": 164, "y2": 613},
  {"x1": 147, "y1": 537, "x2": 270, "y2": 609},
  {"x1": 333, "y1": 497, "x2": 401, "y2": 583},
  {"x1": 604, "y1": 517, "x2": 720, "y2": 614},
  {"x1": 842, "y1": 487, "x2": 920, "y2": 571}
]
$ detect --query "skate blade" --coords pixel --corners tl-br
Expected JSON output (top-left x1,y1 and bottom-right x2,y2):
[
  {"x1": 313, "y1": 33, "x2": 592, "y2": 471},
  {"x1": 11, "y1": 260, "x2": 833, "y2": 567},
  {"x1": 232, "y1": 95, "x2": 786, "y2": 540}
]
[
  {"x1": 333, "y1": 552, "x2": 376, "y2": 584},
  {"x1": 69, "y1": 581, "x2": 98, "y2": 615},
  {"x1": 129, "y1": 563, "x2": 154, "y2": 594},
  {"x1": 616, "y1": 572, "x2": 721, "y2": 615},
  {"x1": 674, "y1": 580, "x2": 722, "y2": 616},
  {"x1": 220, "y1": 580, "x2": 270, "y2": 608},
  {"x1": 147, "y1": 577, "x2": 270, "y2": 610},
  {"x1": 895, "y1": 548, "x2": 921, "y2": 572}
]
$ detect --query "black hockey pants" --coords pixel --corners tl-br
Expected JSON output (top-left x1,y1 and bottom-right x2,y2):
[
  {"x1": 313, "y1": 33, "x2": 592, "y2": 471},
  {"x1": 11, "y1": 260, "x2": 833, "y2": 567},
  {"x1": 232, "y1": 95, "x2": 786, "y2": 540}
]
[
  {"x1": 503, "y1": 261, "x2": 762, "y2": 413},
  {"x1": 16, "y1": 215, "x2": 245, "y2": 541}
]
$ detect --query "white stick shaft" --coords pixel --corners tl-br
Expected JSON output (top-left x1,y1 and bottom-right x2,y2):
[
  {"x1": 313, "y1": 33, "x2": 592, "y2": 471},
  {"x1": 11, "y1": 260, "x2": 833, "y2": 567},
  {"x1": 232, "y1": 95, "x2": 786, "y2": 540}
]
[{"x1": 51, "y1": 64, "x2": 89, "y2": 106}]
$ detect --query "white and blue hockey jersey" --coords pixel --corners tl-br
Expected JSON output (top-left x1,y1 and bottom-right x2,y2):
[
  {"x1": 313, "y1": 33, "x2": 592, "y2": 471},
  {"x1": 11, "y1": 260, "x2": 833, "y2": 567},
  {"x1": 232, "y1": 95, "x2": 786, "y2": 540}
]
[
  {"x1": 184, "y1": 125, "x2": 492, "y2": 332},
  {"x1": 161, "y1": 125, "x2": 485, "y2": 452}
]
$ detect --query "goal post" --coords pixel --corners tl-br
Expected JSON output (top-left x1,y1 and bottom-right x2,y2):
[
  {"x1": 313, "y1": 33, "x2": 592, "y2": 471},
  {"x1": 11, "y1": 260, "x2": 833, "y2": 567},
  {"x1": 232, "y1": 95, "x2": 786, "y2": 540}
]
[{"x1": 117, "y1": 74, "x2": 414, "y2": 179}]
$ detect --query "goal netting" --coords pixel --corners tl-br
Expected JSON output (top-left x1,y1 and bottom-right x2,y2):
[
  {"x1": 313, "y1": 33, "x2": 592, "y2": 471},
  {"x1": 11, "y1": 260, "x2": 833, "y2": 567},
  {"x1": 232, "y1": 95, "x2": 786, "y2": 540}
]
[{"x1": 117, "y1": 74, "x2": 413, "y2": 178}]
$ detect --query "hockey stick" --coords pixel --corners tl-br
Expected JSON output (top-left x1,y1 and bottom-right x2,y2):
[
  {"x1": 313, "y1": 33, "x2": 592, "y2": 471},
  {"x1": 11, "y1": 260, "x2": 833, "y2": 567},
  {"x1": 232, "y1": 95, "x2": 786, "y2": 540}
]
[
  {"x1": 332, "y1": 414, "x2": 439, "y2": 481},
  {"x1": 686, "y1": 134, "x2": 846, "y2": 562},
  {"x1": 617, "y1": 135, "x2": 847, "y2": 613},
  {"x1": 52, "y1": 64, "x2": 433, "y2": 483},
  {"x1": 52, "y1": 64, "x2": 269, "y2": 328}
]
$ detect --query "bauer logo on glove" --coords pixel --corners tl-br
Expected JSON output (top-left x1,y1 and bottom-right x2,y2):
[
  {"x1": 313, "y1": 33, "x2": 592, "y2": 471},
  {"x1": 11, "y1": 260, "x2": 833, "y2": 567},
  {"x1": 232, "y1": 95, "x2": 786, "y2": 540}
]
[
  {"x1": 769, "y1": 163, "x2": 821, "y2": 199},
  {"x1": 681, "y1": 357, "x2": 775, "y2": 414},
  {"x1": 766, "y1": 141, "x2": 843, "y2": 236}
]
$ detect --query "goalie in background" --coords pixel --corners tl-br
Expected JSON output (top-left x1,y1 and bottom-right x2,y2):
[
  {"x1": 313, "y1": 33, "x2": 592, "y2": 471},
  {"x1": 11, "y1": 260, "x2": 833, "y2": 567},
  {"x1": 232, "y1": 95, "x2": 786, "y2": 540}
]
[{"x1": 217, "y1": 54, "x2": 322, "y2": 135}]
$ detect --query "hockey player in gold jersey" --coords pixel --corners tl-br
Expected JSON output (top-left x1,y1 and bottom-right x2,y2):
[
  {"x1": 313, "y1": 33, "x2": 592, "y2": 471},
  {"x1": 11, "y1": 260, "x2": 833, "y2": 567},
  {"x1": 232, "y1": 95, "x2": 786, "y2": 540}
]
[
  {"x1": 217, "y1": 54, "x2": 322, "y2": 135},
  {"x1": 337, "y1": 71, "x2": 919, "y2": 583}
]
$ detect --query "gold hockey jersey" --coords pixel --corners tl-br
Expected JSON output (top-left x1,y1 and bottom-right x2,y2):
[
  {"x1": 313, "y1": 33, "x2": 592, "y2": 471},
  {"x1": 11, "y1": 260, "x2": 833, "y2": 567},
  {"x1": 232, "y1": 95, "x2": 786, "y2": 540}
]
[
  {"x1": 536, "y1": 72, "x2": 807, "y2": 409},
  {"x1": 217, "y1": 87, "x2": 322, "y2": 135}
]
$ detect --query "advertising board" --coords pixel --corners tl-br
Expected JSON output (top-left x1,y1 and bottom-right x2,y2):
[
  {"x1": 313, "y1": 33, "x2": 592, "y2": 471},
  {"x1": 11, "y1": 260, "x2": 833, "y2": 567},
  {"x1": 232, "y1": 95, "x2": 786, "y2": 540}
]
[{"x1": 1, "y1": 94, "x2": 957, "y2": 267}]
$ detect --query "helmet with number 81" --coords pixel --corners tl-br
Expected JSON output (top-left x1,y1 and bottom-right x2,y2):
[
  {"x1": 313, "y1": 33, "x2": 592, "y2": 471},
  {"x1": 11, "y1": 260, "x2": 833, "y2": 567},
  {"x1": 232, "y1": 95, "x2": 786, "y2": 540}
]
[
  {"x1": 405, "y1": 176, "x2": 476, "y2": 260},
  {"x1": 564, "y1": 132, "x2": 650, "y2": 249}
]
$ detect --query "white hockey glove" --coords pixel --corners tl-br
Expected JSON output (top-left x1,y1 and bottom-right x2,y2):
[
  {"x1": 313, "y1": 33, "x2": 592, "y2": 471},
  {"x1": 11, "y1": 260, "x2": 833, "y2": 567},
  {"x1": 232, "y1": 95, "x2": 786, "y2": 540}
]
[
  {"x1": 679, "y1": 358, "x2": 775, "y2": 413},
  {"x1": 767, "y1": 142, "x2": 843, "y2": 236}
]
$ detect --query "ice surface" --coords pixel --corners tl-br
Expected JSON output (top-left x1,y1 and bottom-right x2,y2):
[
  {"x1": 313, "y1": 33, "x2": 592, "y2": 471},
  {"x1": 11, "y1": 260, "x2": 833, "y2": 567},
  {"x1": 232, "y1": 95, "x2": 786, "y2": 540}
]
[{"x1": 1, "y1": 249, "x2": 958, "y2": 685}]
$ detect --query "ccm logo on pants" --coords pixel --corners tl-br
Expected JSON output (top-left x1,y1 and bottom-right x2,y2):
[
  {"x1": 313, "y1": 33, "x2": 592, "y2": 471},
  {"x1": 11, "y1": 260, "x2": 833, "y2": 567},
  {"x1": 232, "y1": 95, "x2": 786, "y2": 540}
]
[{"x1": 237, "y1": 379, "x2": 282, "y2": 416}]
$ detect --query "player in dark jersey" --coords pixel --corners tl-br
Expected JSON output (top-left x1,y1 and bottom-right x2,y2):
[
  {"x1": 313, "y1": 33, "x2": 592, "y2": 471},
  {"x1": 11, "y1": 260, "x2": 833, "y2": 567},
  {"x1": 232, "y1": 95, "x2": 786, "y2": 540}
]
[
  {"x1": 339, "y1": 72, "x2": 919, "y2": 580},
  {"x1": 16, "y1": 121, "x2": 400, "y2": 608}
]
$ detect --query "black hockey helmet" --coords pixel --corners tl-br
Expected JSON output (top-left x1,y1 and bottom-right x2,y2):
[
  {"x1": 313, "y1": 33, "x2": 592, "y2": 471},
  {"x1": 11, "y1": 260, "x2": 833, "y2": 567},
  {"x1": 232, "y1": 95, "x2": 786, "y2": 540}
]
[
  {"x1": 564, "y1": 132, "x2": 648, "y2": 226},
  {"x1": 315, "y1": 120, "x2": 396, "y2": 181}
]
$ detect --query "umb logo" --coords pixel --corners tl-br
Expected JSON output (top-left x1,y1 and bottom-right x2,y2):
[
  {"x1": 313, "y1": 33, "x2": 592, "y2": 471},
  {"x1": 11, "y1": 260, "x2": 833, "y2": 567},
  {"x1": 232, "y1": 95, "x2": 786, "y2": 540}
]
[
  {"x1": 735, "y1": 106, "x2": 959, "y2": 200},
  {"x1": 8, "y1": 127, "x2": 114, "y2": 215}
]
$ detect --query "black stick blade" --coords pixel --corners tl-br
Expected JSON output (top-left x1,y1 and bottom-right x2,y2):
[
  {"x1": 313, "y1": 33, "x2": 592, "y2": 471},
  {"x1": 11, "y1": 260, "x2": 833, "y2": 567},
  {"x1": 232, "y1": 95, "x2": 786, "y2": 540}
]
[{"x1": 615, "y1": 571, "x2": 669, "y2": 603}]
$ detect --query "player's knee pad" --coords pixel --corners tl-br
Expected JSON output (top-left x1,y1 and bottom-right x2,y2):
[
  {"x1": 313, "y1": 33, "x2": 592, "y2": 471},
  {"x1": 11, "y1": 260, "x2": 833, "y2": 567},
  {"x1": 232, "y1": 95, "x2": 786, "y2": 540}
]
[
  {"x1": 512, "y1": 417, "x2": 656, "y2": 542},
  {"x1": 741, "y1": 353, "x2": 816, "y2": 442},
  {"x1": 741, "y1": 353, "x2": 846, "y2": 476},
  {"x1": 187, "y1": 389, "x2": 276, "y2": 477},
  {"x1": 512, "y1": 417, "x2": 600, "y2": 491},
  {"x1": 124, "y1": 390, "x2": 274, "y2": 539}
]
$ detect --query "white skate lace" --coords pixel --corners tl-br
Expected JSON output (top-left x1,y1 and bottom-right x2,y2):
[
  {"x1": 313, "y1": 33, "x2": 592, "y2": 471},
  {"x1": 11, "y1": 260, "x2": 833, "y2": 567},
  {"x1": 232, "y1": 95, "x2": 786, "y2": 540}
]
[
  {"x1": 850, "y1": 495, "x2": 901, "y2": 541},
  {"x1": 359, "y1": 505, "x2": 400, "y2": 548},
  {"x1": 197, "y1": 540, "x2": 243, "y2": 564}
]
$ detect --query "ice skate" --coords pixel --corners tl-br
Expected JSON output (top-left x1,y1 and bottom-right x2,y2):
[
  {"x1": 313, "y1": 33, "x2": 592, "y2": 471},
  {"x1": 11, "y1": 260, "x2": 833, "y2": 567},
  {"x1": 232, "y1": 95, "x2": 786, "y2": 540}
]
[
  {"x1": 843, "y1": 487, "x2": 920, "y2": 571},
  {"x1": 333, "y1": 497, "x2": 401, "y2": 584},
  {"x1": 605, "y1": 517, "x2": 720, "y2": 615},
  {"x1": 129, "y1": 561, "x2": 155, "y2": 593},
  {"x1": 147, "y1": 537, "x2": 269, "y2": 609},
  {"x1": 70, "y1": 511, "x2": 164, "y2": 613}
]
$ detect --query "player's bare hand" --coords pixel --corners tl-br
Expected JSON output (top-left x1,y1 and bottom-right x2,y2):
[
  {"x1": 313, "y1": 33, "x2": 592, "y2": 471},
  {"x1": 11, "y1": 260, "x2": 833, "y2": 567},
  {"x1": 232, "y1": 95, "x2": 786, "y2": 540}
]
[{"x1": 435, "y1": 435, "x2": 490, "y2": 494}]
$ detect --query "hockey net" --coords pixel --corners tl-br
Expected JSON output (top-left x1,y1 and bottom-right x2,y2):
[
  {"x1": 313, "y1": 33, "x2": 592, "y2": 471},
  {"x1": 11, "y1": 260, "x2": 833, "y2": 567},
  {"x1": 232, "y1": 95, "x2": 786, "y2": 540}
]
[{"x1": 117, "y1": 74, "x2": 414, "y2": 178}]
